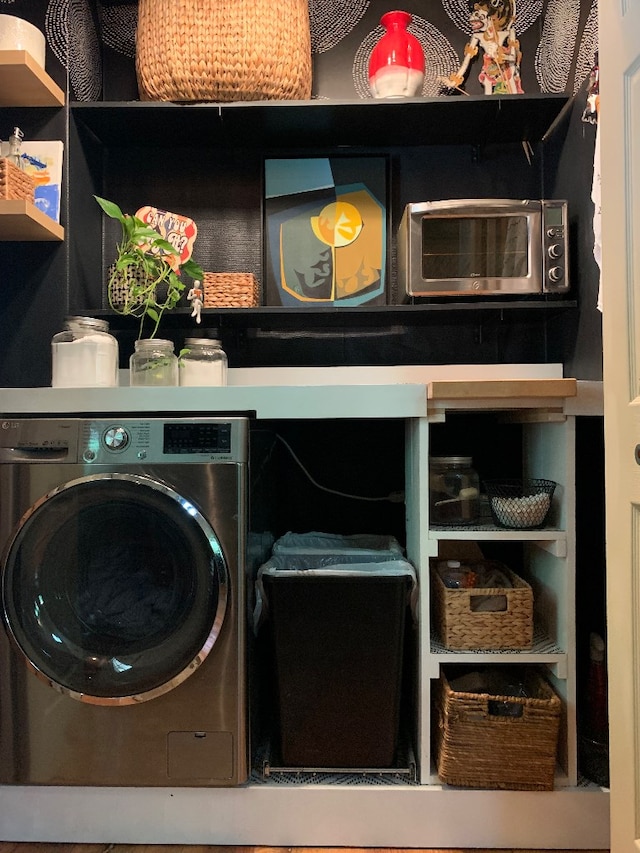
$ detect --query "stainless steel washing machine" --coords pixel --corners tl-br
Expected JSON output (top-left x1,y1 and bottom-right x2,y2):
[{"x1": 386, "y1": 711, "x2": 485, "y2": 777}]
[{"x1": 0, "y1": 416, "x2": 249, "y2": 787}]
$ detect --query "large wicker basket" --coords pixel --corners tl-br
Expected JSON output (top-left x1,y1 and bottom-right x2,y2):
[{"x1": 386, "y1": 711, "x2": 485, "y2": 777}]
[
  {"x1": 434, "y1": 667, "x2": 561, "y2": 791},
  {"x1": 136, "y1": 0, "x2": 312, "y2": 103},
  {"x1": 0, "y1": 158, "x2": 35, "y2": 202},
  {"x1": 430, "y1": 560, "x2": 533, "y2": 650}
]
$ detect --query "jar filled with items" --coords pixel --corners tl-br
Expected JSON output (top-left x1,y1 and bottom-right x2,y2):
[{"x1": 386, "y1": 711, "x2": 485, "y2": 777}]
[
  {"x1": 179, "y1": 336, "x2": 228, "y2": 387},
  {"x1": 130, "y1": 338, "x2": 178, "y2": 386},
  {"x1": 51, "y1": 316, "x2": 119, "y2": 388},
  {"x1": 429, "y1": 456, "x2": 480, "y2": 525}
]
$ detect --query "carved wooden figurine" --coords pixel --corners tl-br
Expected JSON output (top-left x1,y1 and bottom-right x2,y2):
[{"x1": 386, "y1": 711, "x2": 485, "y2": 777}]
[{"x1": 447, "y1": 0, "x2": 523, "y2": 95}]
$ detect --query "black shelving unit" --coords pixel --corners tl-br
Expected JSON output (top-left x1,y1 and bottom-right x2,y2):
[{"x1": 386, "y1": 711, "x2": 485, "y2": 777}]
[
  {"x1": 64, "y1": 91, "x2": 580, "y2": 369},
  {"x1": 90, "y1": 298, "x2": 577, "y2": 331},
  {"x1": 71, "y1": 93, "x2": 570, "y2": 148}
]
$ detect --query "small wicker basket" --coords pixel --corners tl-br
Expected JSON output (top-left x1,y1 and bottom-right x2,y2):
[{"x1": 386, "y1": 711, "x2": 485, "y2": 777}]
[
  {"x1": 0, "y1": 158, "x2": 36, "y2": 203},
  {"x1": 136, "y1": 0, "x2": 312, "y2": 103},
  {"x1": 203, "y1": 273, "x2": 260, "y2": 308},
  {"x1": 434, "y1": 667, "x2": 561, "y2": 790},
  {"x1": 431, "y1": 560, "x2": 533, "y2": 650}
]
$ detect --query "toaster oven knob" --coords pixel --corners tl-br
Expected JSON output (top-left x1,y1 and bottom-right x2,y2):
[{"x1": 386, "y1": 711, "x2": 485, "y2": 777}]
[
  {"x1": 549, "y1": 266, "x2": 564, "y2": 283},
  {"x1": 548, "y1": 243, "x2": 564, "y2": 259}
]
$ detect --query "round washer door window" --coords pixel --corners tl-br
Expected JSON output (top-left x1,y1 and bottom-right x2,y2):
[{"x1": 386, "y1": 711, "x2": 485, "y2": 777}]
[{"x1": 2, "y1": 473, "x2": 228, "y2": 705}]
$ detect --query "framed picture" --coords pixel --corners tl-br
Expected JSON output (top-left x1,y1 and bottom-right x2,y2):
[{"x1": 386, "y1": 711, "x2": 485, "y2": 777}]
[{"x1": 264, "y1": 155, "x2": 389, "y2": 307}]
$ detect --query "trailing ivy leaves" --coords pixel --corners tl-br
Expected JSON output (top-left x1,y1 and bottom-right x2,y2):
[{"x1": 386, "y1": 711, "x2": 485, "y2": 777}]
[{"x1": 95, "y1": 195, "x2": 204, "y2": 340}]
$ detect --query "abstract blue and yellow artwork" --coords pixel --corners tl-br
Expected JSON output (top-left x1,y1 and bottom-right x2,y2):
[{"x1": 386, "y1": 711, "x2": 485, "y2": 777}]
[{"x1": 264, "y1": 157, "x2": 388, "y2": 307}]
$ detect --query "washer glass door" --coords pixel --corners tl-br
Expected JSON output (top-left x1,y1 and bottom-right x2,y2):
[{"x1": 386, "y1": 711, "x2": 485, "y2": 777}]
[{"x1": 2, "y1": 473, "x2": 229, "y2": 705}]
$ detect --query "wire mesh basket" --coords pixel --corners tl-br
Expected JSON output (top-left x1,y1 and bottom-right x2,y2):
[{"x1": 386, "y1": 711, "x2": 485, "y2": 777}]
[{"x1": 484, "y1": 479, "x2": 557, "y2": 530}]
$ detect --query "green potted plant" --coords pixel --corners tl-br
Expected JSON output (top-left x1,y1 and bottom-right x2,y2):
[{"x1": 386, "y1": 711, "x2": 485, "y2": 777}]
[{"x1": 95, "y1": 195, "x2": 204, "y2": 340}]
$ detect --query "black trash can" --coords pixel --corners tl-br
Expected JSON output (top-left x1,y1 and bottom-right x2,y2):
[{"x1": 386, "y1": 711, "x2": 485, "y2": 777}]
[{"x1": 257, "y1": 554, "x2": 416, "y2": 769}]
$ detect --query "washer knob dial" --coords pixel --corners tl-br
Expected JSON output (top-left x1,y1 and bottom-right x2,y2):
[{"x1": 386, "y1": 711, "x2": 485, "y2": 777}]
[{"x1": 103, "y1": 426, "x2": 129, "y2": 451}]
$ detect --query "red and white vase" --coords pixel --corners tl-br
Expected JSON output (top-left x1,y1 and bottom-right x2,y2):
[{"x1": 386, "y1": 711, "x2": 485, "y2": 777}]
[{"x1": 368, "y1": 10, "x2": 425, "y2": 99}]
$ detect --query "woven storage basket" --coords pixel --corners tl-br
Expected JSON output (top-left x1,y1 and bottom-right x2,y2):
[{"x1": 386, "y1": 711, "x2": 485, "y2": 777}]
[
  {"x1": 434, "y1": 667, "x2": 561, "y2": 790},
  {"x1": 136, "y1": 0, "x2": 312, "y2": 103},
  {"x1": 203, "y1": 273, "x2": 260, "y2": 308},
  {"x1": 0, "y1": 158, "x2": 35, "y2": 202},
  {"x1": 431, "y1": 560, "x2": 533, "y2": 650}
]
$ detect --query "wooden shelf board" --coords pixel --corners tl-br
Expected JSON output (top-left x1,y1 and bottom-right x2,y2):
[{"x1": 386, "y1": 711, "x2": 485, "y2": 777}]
[
  {"x1": 0, "y1": 50, "x2": 64, "y2": 107},
  {"x1": 428, "y1": 378, "x2": 578, "y2": 401},
  {"x1": 0, "y1": 199, "x2": 64, "y2": 240}
]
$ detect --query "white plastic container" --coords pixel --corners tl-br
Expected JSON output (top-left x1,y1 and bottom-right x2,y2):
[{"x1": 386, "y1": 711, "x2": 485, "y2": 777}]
[
  {"x1": 51, "y1": 317, "x2": 118, "y2": 388},
  {"x1": 0, "y1": 15, "x2": 46, "y2": 68}
]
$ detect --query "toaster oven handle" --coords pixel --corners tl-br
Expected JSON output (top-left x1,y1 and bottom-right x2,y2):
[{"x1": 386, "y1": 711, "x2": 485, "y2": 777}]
[{"x1": 422, "y1": 198, "x2": 533, "y2": 211}]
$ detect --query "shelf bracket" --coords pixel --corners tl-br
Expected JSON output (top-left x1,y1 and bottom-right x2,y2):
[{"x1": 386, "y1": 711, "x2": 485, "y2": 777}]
[
  {"x1": 544, "y1": 659, "x2": 568, "y2": 679},
  {"x1": 533, "y1": 538, "x2": 567, "y2": 558}
]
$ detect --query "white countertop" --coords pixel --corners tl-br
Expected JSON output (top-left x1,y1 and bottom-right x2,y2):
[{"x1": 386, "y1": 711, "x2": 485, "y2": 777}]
[
  {"x1": 0, "y1": 365, "x2": 603, "y2": 418},
  {"x1": 0, "y1": 382, "x2": 428, "y2": 419}
]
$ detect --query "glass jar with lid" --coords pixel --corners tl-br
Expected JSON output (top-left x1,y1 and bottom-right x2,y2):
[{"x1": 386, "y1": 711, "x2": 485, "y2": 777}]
[
  {"x1": 129, "y1": 338, "x2": 178, "y2": 386},
  {"x1": 429, "y1": 456, "x2": 480, "y2": 526},
  {"x1": 179, "y1": 336, "x2": 228, "y2": 387},
  {"x1": 51, "y1": 316, "x2": 119, "y2": 388}
]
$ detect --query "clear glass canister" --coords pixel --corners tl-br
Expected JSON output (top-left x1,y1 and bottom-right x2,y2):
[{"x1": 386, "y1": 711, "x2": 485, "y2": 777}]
[
  {"x1": 51, "y1": 316, "x2": 119, "y2": 388},
  {"x1": 429, "y1": 456, "x2": 480, "y2": 525},
  {"x1": 130, "y1": 338, "x2": 179, "y2": 386},
  {"x1": 179, "y1": 337, "x2": 228, "y2": 387}
]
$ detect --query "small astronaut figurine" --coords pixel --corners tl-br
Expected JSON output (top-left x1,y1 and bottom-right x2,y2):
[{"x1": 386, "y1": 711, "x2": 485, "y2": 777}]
[{"x1": 187, "y1": 281, "x2": 204, "y2": 324}]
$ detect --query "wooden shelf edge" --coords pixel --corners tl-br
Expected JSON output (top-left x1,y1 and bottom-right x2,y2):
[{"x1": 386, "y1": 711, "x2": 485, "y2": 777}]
[
  {"x1": 0, "y1": 199, "x2": 64, "y2": 241},
  {"x1": 0, "y1": 50, "x2": 65, "y2": 107},
  {"x1": 427, "y1": 378, "x2": 578, "y2": 401}
]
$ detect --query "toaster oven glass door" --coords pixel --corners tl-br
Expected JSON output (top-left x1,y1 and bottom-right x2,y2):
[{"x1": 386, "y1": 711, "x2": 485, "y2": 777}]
[{"x1": 421, "y1": 215, "x2": 529, "y2": 280}]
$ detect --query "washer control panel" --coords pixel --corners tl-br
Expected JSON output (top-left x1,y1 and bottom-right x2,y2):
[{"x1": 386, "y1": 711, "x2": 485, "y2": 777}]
[
  {"x1": 0, "y1": 418, "x2": 249, "y2": 465},
  {"x1": 81, "y1": 418, "x2": 247, "y2": 464}
]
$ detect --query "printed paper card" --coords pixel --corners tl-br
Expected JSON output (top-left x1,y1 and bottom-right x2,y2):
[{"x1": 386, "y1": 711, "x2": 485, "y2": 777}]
[
  {"x1": 135, "y1": 206, "x2": 198, "y2": 270},
  {"x1": 20, "y1": 140, "x2": 64, "y2": 223}
]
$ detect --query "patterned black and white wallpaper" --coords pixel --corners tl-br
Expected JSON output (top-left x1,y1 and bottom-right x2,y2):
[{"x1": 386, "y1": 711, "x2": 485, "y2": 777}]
[
  {"x1": 310, "y1": 0, "x2": 598, "y2": 98},
  {"x1": 0, "y1": 0, "x2": 598, "y2": 101}
]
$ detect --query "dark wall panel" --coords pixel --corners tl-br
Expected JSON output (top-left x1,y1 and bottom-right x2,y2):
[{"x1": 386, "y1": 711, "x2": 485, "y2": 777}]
[{"x1": 0, "y1": 1, "x2": 601, "y2": 386}]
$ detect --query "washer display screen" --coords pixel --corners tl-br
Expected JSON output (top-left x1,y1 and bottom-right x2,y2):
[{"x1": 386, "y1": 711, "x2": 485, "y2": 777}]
[{"x1": 164, "y1": 422, "x2": 232, "y2": 454}]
